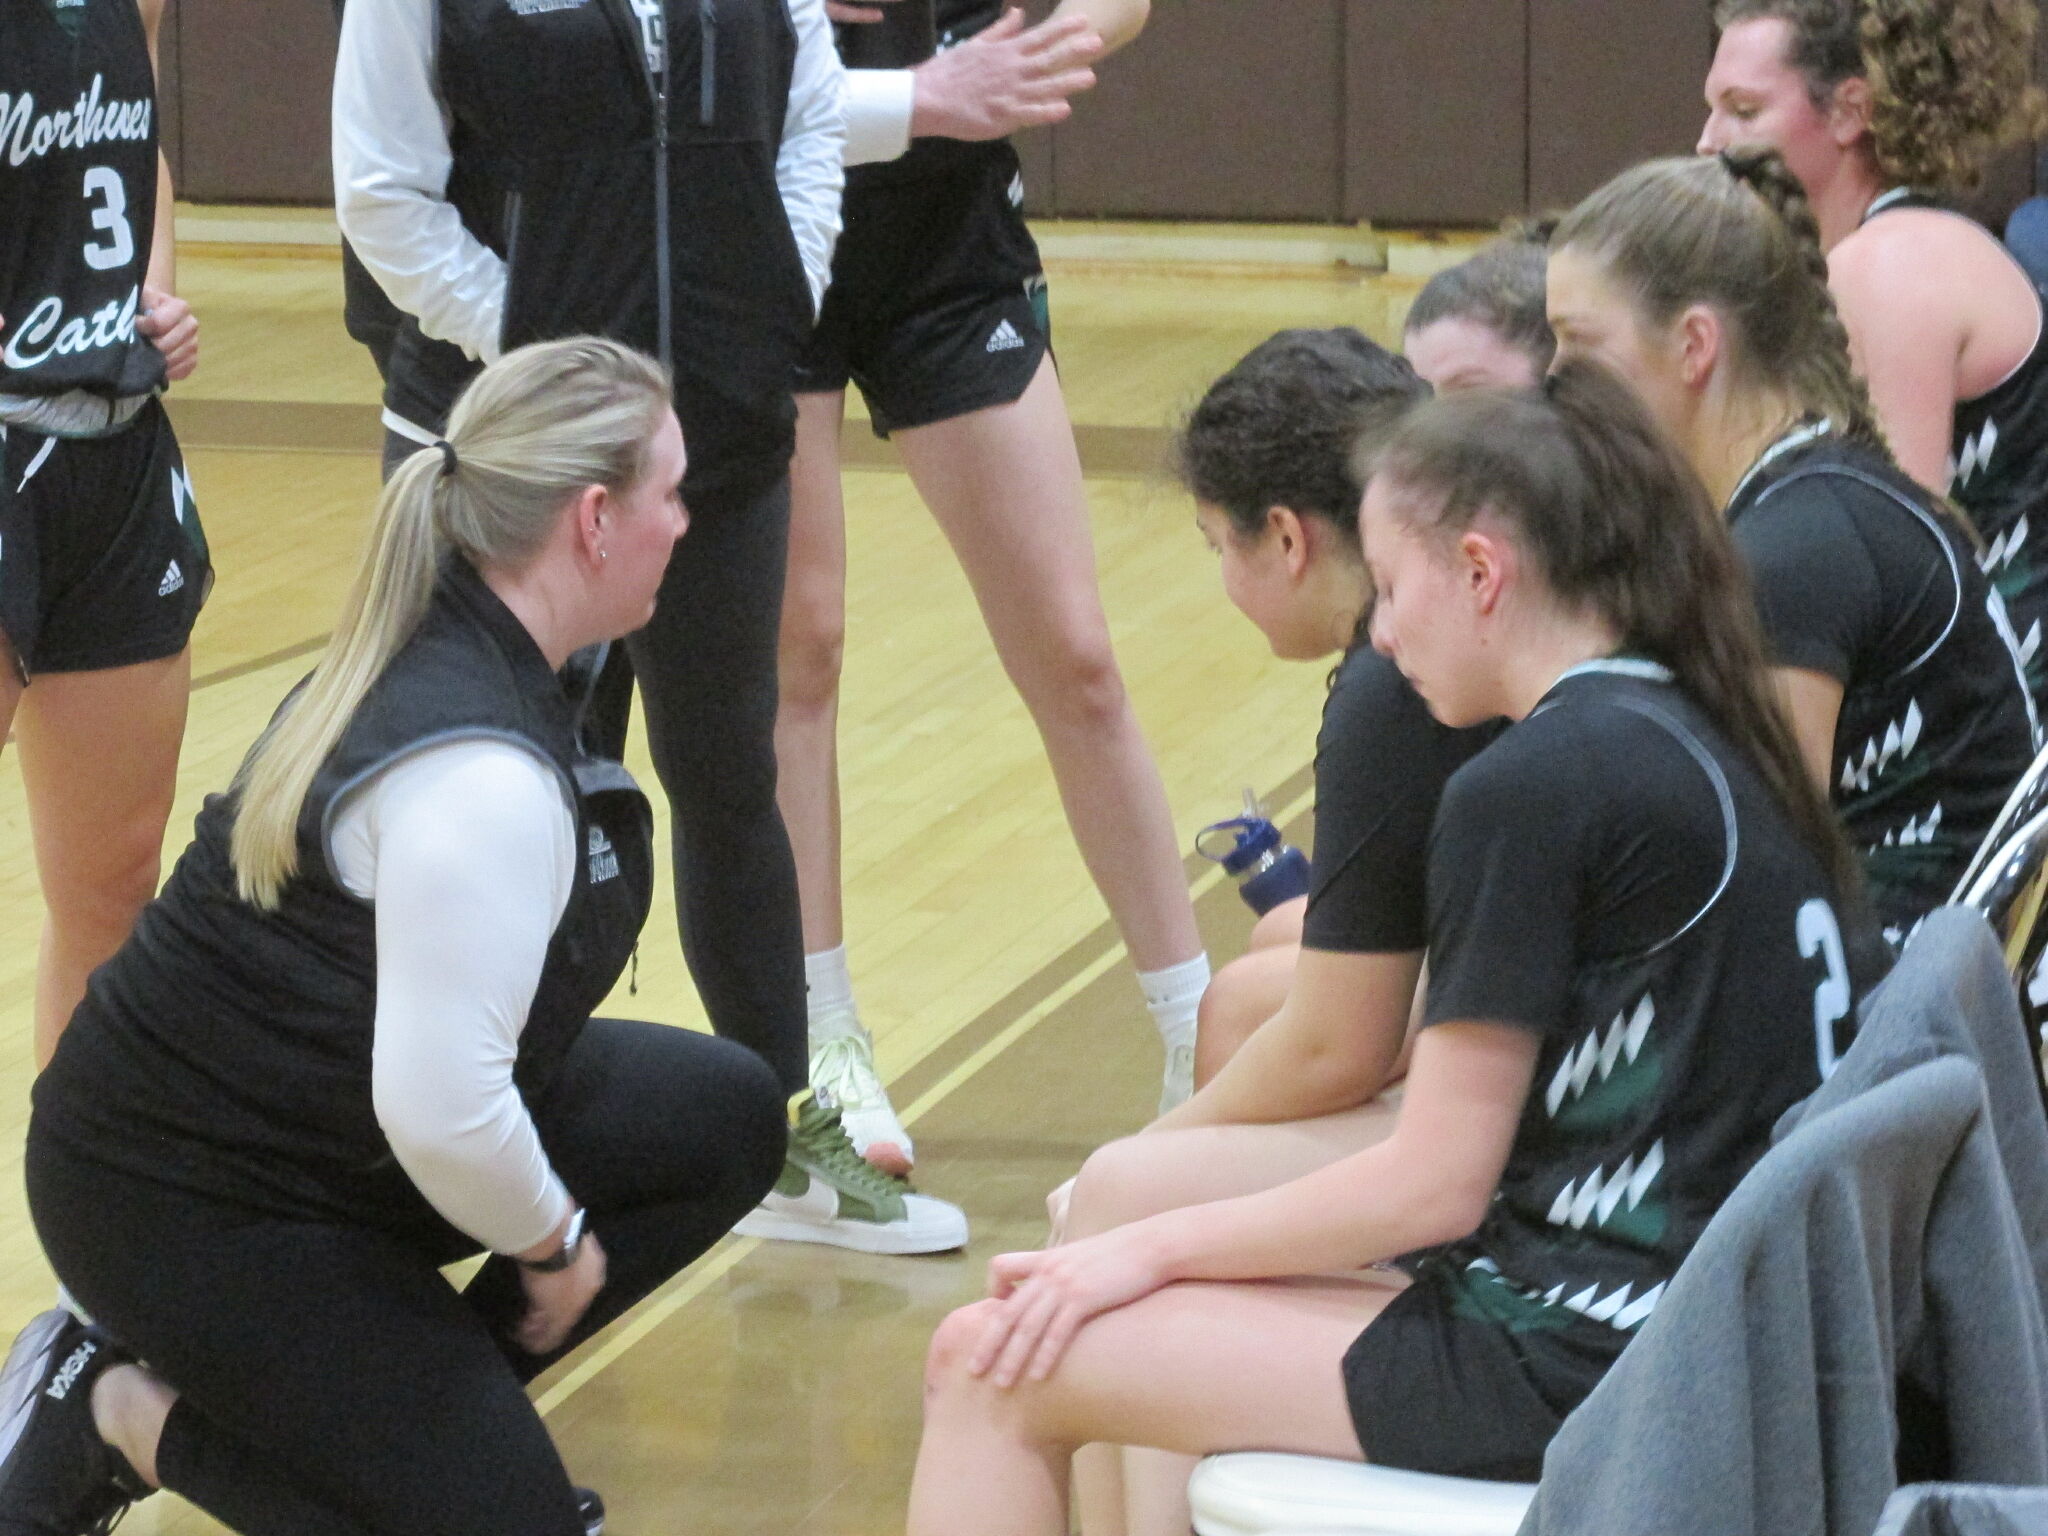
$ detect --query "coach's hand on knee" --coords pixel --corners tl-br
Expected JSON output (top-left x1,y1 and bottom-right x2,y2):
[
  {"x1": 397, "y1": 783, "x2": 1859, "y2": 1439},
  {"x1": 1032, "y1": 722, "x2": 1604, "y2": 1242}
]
[{"x1": 515, "y1": 1225, "x2": 608, "y2": 1356}]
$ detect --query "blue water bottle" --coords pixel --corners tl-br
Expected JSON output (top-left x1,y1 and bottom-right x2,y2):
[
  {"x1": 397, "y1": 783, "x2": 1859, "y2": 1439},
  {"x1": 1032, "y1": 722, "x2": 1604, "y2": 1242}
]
[{"x1": 1197, "y1": 790, "x2": 1311, "y2": 916}]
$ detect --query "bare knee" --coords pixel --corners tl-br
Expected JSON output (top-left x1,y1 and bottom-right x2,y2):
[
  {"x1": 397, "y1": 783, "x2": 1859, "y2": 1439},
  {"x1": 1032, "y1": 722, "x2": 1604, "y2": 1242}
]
[
  {"x1": 39, "y1": 830, "x2": 163, "y2": 934},
  {"x1": 1016, "y1": 633, "x2": 1129, "y2": 737},
  {"x1": 778, "y1": 589, "x2": 845, "y2": 713},
  {"x1": 1066, "y1": 1134, "x2": 1167, "y2": 1240},
  {"x1": 1249, "y1": 897, "x2": 1307, "y2": 952},
  {"x1": 926, "y1": 1300, "x2": 1006, "y2": 1395},
  {"x1": 1193, "y1": 958, "x2": 1271, "y2": 1088}
]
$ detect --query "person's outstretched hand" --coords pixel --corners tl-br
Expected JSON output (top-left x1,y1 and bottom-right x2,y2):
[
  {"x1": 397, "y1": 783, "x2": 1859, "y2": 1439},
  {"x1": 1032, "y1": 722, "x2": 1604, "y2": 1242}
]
[
  {"x1": 969, "y1": 1226, "x2": 1167, "y2": 1387},
  {"x1": 908, "y1": 10, "x2": 1102, "y2": 142}
]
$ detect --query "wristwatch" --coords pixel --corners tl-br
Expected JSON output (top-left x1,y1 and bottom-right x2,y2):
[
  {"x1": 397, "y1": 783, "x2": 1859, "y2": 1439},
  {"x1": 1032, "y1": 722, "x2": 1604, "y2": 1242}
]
[{"x1": 520, "y1": 1206, "x2": 587, "y2": 1273}]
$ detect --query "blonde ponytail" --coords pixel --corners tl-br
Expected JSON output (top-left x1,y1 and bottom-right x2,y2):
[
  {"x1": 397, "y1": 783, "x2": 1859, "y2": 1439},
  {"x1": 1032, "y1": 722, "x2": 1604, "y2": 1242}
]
[{"x1": 230, "y1": 336, "x2": 671, "y2": 908}]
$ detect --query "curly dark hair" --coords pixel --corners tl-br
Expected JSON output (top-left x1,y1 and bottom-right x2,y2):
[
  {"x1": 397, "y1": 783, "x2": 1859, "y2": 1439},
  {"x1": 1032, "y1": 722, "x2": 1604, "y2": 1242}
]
[
  {"x1": 1173, "y1": 328, "x2": 1426, "y2": 547},
  {"x1": 1713, "y1": 0, "x2": 2047, "y2": 191}
]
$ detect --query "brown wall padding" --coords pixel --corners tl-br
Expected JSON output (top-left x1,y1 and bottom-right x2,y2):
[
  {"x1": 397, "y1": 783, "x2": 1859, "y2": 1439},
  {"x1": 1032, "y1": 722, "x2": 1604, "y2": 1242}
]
[
  {"x1": 1528, "y1": 0, "x2": 1712, "y2": 213},
  {"x1": 1344, "y1": 0, "x2": 1525, "y2": 225},
  {"x1": 1049, "y1": 0, "x2": 1343, "y2": 221},
  {"x1": 174, "y1": 0, "x2": 335, "y2": 203},
  {"x1": 155, "y1": 0, "x2": 183, "y2": 188},
  {"x1": 160, "y1": 0, "x2": 2048, "y2": 228}
]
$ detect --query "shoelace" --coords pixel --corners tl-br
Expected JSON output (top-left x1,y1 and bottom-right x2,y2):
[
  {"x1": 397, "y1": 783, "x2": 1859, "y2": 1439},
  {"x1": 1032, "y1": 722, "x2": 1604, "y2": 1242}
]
[
  {"x1": 810, "y1": 1032, "x2": 888, "y2": 1112},
  {"x1": 794, "y1": 1098, "x2": 911, "y2": 1198}
]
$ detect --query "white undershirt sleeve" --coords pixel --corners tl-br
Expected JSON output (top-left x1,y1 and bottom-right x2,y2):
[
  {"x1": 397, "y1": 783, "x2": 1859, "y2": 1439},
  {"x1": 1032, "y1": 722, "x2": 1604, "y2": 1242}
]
[
  {"x1": 333, "y1": 740, "x2": 579, "y2": 1255},
  {"x1": 779, "y1": 0, "x2": 849, "y2": 312},
  {"x1": 843, "y1": 69, "x2": 916, "y2": 167},
  {"x1": 332, "y1": 0, "x2": 509, "y2": 362}
]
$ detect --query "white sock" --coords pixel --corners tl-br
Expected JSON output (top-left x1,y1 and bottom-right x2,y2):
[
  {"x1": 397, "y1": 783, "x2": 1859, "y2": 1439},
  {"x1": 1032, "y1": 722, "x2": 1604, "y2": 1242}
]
[
  {"x1": 805, "y1": 945, "x2": 862, "y2": 1044},
  {"x1": 1139, "y1": 953, "x2": 1210, "y2": 1045}
]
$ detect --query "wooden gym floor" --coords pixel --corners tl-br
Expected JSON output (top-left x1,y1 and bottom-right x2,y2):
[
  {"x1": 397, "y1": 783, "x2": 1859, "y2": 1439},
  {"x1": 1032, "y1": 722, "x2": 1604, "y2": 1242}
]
[{"x1": 0, "y1": 222, "x2": 1451, "y2": 1534}]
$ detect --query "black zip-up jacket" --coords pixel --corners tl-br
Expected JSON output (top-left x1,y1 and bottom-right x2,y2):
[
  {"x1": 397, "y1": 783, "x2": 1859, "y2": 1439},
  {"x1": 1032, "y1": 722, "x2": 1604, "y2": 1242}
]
[{"x1": 422, "y1": 0, "x2": 813, "y2": 504}]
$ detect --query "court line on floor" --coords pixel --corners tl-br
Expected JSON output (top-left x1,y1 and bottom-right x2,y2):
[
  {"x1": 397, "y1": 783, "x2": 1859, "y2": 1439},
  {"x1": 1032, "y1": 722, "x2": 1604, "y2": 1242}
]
[
  {"x1": 164, "y1": 396, "x2": 1170, "y2": 478},
  {"x1": 191, "y1": 634, "x2": 330, "y2": 691},
  {"x1": 533, "y1": 778, "x2": 1317, "y2": 1418}
]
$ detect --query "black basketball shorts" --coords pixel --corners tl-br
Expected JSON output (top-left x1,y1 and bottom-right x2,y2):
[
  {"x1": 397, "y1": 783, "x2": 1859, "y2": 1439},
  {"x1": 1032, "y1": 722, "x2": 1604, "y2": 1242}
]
[
  {"x1": 1340, "y1": 1258, "x2": 1629, "y2": 1482},
  {"x1": 0, "y1": 398, "x2": 211, "y2": 680},
  {"x1": 795, "y1": 147, "x2": 1050, "y2": 437}
]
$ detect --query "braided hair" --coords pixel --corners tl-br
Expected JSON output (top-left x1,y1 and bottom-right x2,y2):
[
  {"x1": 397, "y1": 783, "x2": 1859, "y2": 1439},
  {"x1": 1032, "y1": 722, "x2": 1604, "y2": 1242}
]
[{"x1": 1554, "y1": 149, "x2": 1890, "y2": 457}]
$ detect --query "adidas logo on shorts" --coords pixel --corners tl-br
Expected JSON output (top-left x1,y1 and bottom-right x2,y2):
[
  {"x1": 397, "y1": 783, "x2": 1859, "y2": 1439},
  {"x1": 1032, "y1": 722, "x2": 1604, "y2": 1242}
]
[
  {"x1": 158, "y1": 560, "x2": 184, "y2": 597},
  {"x1": 985, "y1": 320, "x2": 1026, "y2": 354}
]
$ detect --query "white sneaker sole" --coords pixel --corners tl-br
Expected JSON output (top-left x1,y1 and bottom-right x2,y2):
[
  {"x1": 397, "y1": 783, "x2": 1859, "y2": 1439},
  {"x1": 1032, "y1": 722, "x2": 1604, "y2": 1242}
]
[
  {"x1": 0, "y1": 1310, "x2": 68, "y2": 1476},
  {"x1": 733, "y1": 1198, "x2": 969, "y2": 1256}
]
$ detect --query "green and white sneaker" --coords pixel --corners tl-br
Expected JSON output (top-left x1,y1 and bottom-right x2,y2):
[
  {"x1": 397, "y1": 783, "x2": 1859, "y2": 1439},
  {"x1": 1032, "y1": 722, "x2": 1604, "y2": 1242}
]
[
  {"x1": 809, "y1": 1026, "x2": 914, "y2": 1176},
  {"x1": 734, "y1": 1098, "x2": 968, "y2": 1255}
]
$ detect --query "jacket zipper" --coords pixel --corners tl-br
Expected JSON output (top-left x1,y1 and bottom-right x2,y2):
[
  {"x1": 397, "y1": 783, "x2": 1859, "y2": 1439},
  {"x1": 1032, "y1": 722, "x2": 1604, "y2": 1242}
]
[
  {"x1": 651, "y1": 5, "x2": 674, "y2": 373},
  {"x1": 698, "y1": 1, "x2": 718, "y2": 127}
]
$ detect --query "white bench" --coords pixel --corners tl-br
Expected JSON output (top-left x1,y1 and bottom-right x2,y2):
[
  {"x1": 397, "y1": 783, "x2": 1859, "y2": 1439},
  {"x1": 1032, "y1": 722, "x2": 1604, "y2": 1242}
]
[{"x1": 1188, "y1": 1454, "x2": 1536, "y2": 1536}]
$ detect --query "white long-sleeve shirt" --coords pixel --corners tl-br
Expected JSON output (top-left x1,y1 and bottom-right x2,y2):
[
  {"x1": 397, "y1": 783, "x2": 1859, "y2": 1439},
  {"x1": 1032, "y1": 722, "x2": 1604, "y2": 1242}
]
[
  {"x1": 334, "y1": 739, "x2": 580, "y2": 1256},
  {"x1": 333, "y1": 0, "x2": 867, "y2": 364}
]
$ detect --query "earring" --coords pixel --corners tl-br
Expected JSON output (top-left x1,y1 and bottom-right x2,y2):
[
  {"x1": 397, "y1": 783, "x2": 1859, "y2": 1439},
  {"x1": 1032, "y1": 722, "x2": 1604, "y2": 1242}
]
[{"x1": 599, "y1": 550, "x2": 608, "y2": 561}]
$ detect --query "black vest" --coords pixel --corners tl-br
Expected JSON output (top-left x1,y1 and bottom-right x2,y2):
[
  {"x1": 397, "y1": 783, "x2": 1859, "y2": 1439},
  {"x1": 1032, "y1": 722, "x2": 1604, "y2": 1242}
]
[
  {"x1": 0, "y1": 0, "x2": 166, "y2": 404},
  {"x1": 430, "y1": 0, "x2": 809, "y2": 501},
  {"x1": 35, "y1": 559, "x2": 653, "y2": 1235}
]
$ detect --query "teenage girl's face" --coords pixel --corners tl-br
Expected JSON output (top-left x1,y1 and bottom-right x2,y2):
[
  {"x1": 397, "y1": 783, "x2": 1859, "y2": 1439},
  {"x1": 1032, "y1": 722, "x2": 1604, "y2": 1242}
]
[
  {"x1": 604, "y1": 410, "x2": 690, "y2": 633},
  {"x1": 1360, "y1": 478, "x2": 1494, "y2": 727},
  {"x1": 1546, "y1": 247, "x2": 1694, "y2": 442},
  {"x1": 1405, "y1": 317, "x2": 1542, "y2": 394},
  {"x1": 1699, "y1": 18, "x2": 1853, "y2": 197},
  {"x1": 1195, "y1": 500, "x2": 1343, "y2": 662}
]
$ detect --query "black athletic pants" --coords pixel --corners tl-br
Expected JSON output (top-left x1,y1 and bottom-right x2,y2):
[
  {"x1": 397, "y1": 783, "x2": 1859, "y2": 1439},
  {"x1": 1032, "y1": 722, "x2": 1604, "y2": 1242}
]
[
  {"x1": 27, "y1": 1019, "x2": 785, "y2": 1536},
  {"x1": 383, "y1": 433, "x2": 809, "y2": 1096}
]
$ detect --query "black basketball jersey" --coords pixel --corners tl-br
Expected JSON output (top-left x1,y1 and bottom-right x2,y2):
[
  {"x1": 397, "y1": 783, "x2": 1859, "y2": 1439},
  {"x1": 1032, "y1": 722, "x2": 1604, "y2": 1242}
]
[
  {"x1": 1420, "y1": 663, "x2": 1885, "y2": 1341},
  {"x1": 842, "y1": 0, "x2": 1013, "y2": 187},
  {"x1": 1864, "y1": 189, "x2": 2048, "y2": 706},
  {"x1": 1727, "y1": 422, "x2": 2040, "y2": 943},
  {"x1": 0, "y1": 0, "x2": 166, "y2": 406}
]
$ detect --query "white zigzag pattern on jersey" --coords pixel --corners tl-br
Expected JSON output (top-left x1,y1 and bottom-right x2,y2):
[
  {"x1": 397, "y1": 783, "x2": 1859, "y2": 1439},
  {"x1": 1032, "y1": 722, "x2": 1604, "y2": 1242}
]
[
  {"x1": 1952, "y1": 417, "x2": 2000, "y2": 489},
  {"x1": 1879, "y1": 800, "x2": 1944, "y2": 849},
  {"x1": 1537, "y1": 1278, "x2": 1668, "y2": 1330},
  {"x1": 1980, "y1": 513, "x2": 2030, "y2": 577},
  {"x1": 1465, "y1": 1257, "x2": 1668, "y2": 1331},
  {"x1": 1545, "y1": 1140, "x2": 1665, "y2": 1231},
  {"x1": 1839, "y1": 699, "x2": 1923, "y2": 796},
  {"x1": 1544, "y1": 995, "x2": 1653, "y2": 1119}
]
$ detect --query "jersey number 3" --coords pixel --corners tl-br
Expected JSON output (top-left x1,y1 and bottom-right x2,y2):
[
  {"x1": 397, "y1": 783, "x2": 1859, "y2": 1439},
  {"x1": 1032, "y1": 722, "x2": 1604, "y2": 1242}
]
[
  {"x1": 82, "y1": 167, "x2": 136, "y2": 273},
  {"x1": 1798, "y1": 897, "x2": 1853, "y2": 1079}
]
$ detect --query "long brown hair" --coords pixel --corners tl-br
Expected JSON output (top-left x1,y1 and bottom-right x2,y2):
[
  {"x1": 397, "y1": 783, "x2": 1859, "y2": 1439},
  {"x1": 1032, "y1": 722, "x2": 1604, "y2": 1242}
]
[
  {"x1": 1368, "y1": 360, "x2": 1860, "y2": 899},
  {"x1": 1555, "y1": 148, "x2": 1888, "y2": 453},
  {"x1": 1713, "y1": 0, "x2": 2046, "y2": 191},
  {"x1": 1552, "y1": 146, "x2": 1980, "y2": 541}
]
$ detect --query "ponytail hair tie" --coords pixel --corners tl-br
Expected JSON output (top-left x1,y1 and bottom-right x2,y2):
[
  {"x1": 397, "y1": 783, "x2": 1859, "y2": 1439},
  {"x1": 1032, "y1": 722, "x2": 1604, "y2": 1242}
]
[{"x1": 433, "y1": 439, "x2": 458, "y2": 478}]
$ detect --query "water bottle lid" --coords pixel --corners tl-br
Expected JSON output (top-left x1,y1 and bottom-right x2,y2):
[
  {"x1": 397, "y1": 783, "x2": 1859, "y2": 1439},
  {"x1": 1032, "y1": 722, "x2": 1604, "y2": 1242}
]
[{"x1": 1195, "y1": 815, "x2": 1284, "y2": 875}]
